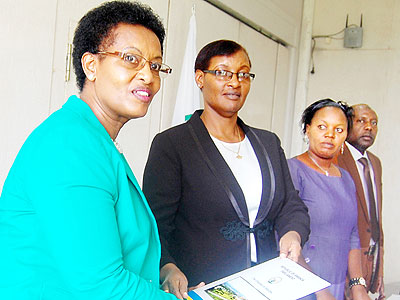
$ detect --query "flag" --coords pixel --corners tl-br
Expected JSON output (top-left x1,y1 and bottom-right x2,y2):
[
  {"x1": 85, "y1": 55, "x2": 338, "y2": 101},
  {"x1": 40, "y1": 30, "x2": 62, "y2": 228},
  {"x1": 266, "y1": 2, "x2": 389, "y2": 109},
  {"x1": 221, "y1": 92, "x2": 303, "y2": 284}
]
[{"x1": 171, "y1": 9, "x2": 201, "y2": 126}]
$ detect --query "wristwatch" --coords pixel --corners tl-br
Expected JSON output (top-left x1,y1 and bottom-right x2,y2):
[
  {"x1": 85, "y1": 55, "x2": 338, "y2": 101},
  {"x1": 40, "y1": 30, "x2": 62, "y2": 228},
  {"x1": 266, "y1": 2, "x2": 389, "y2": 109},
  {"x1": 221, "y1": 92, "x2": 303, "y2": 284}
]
[{"x1": 349, "y1": 277, "x2": 367, "y2": 289}]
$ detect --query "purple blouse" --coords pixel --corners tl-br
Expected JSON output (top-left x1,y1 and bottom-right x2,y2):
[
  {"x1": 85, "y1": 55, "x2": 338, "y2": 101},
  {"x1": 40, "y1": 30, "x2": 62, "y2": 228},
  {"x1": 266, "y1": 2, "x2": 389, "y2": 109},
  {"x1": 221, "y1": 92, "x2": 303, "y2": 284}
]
[{"x1": 287, "y1": 158, "x2": 360, "y2": 300}]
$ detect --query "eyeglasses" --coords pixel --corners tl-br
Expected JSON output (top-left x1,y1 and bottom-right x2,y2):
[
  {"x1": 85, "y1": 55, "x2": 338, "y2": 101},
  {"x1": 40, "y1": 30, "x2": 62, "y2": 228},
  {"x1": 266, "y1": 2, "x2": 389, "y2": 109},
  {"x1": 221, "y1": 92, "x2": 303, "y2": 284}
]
[
  {"x1": 202, "y1": 70, "x2": 255, "y2": 82},
  {"x1": 97, "y1": 50, "x2": 172, "y2": 78}
]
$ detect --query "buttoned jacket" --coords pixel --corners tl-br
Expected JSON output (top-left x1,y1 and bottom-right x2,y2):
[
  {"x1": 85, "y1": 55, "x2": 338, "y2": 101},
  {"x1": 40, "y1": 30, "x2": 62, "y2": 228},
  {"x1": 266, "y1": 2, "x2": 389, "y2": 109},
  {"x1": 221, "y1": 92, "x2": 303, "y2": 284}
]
[
  {"x1": 0, "y1": 96, "x2": 175, "y2": 300},
  {"x1": 143, "y1": 110, "x2": 310, "y2": 286}
]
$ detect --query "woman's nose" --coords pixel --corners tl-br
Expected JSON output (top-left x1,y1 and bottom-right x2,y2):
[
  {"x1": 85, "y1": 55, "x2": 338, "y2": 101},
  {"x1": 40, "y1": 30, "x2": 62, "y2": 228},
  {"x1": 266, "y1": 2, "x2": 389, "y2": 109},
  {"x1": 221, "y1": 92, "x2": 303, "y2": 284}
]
[
  {"x1": 135, "y1": 61, "x2": 157, "y2": 84},
  {"x1": 325, "y1": 129, "x2": 335, "y2": 138},
  {"x1": 227, "y1": 73, "x2": 240, "y2": 87}
]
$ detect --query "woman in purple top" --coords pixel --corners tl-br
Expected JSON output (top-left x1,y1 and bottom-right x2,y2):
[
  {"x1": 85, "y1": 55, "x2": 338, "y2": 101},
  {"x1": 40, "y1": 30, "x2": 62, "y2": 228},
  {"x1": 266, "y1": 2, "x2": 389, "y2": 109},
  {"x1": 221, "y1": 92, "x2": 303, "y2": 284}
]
[{"x1": 288, "y1": 99, "x2": 370, "y2": 300}]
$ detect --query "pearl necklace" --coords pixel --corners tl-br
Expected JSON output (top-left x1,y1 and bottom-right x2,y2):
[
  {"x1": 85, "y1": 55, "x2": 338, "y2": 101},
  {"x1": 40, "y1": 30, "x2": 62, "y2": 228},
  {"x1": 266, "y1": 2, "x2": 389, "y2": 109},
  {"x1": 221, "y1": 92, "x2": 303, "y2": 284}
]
[
  {"x1": 307, "y1": 152, "x2": 330, "y2": 176},
  {"x1": 219, "y1": 126, "x2": 243, "y2": 159}
]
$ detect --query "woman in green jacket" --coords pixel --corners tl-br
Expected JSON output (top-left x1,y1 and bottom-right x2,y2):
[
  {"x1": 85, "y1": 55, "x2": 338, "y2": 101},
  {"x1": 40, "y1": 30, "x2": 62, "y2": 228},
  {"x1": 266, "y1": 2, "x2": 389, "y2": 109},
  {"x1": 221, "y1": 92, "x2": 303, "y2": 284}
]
[{"x1": 0, "y1": 1, "x2": 175, "y2": 299}]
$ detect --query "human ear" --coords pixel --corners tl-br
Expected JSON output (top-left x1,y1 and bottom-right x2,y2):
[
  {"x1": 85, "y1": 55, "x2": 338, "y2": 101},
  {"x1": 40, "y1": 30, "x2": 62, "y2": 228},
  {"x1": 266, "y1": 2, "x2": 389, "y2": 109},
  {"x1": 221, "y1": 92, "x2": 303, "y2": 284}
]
[
  {"x1": 81, "y1": 52, "x2": 97, "y2": 82},
  {"x1": 195, "y1": 69, "x2": 204, "y2": 89},
  {"x1": 305, "y1": 124, "x2": 311, "y2": 138}
]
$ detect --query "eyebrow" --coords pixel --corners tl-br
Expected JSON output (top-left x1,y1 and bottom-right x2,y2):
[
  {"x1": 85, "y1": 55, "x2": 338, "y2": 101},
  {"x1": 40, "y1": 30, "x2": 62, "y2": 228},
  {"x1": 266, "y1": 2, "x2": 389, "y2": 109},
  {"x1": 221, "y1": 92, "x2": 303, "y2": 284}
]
[
  {"x1": 213, "y1": 63, "x2": 250, "y2": 70},
  {"x1": 317, "y1": 119, "x2": 346, "y2": 126},
  {"x1": 358, "y1": 116, "x2": 377, "y2": 121},
  {"x1": 123, "y1": 46, "x2": 163, "y2": 60}
]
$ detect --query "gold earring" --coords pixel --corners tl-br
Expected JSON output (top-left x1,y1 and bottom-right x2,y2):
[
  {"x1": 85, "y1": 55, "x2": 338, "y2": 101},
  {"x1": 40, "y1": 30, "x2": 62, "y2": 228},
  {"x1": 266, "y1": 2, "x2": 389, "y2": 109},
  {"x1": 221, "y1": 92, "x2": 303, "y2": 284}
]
[{"x1": 341, "y1": 144, "x2": 344, "y2": 154}]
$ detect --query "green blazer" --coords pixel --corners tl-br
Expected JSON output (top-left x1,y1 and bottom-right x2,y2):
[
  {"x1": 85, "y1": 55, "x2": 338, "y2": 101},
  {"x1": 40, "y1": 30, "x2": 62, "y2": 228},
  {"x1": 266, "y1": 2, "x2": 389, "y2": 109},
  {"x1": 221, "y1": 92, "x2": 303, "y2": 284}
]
[{"x1": 0, "y1": 96, "x2": 176, "y2": 299}]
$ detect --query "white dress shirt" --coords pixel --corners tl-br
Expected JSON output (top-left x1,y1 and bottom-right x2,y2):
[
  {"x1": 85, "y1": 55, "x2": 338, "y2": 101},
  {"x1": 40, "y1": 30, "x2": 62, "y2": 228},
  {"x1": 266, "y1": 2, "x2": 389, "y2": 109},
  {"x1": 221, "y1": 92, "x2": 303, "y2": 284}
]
[
  {"x1": 346, "y1": 142, "x2": 379, "y2": 245},
  {"x1": 211, "y1": 134, "x2": 262, "y2": 262}
]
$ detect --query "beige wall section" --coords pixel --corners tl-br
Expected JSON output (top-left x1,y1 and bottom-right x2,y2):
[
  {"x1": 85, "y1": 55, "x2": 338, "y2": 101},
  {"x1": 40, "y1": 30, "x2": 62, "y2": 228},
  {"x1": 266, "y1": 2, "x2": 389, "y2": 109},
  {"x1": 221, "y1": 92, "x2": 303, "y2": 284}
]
[
  {"x1": 0, "y1": 0, "x2": 302, "y2": 188},
  {"x1": 237, "y1": 23, "x2": 278, "y2": 130},
  {"x1": 214, "y1": 0, "x2": 303, "y2": 46},
  {"x1": 0, "y1": 0, "x2": 57, "y2": 194},
  {"x1": 2, "y1": 0, "x2": 397, "y2": 295},
  {"x1": 271, "y1": 45, "x2": 292, "y2": 150},
  {"x1": 163, "y1": 0, "x2": 303, "y2": 147},
  {"x1": 161, "y1": 0, "x2": 240, "y2": 130},
  {"x1": 307, "y1": 0, "x2": 400, "y2": 294}
]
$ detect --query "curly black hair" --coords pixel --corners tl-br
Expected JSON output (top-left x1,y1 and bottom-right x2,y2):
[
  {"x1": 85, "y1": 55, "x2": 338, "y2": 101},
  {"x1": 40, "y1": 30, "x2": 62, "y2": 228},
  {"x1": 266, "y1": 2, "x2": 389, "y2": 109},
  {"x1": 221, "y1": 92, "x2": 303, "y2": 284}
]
[
  {"x1": 301, "y1": 98, "x2": 353, "y2": 134},
  {"x1": 194, "y1": 40, "x2": 251, "y2": 71},
  {"x1": 72, "y1": 0, "x2": 165, "y2": 91}
]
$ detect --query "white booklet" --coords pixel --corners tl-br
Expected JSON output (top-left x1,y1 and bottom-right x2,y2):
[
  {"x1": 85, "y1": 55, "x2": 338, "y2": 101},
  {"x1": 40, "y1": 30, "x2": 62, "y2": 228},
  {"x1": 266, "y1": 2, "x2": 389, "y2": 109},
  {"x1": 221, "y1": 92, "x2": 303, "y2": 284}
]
[{"x1": 188, "y1": 257, "x2": 330, "y2": 300}]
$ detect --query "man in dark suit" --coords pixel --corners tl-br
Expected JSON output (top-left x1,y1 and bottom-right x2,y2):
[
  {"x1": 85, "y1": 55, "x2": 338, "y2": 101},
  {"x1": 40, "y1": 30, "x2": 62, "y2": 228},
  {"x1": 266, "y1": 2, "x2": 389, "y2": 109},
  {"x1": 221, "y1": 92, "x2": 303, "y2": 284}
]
[{"x1": 337, "y1": 104, "x2": 384, "y2": 300}]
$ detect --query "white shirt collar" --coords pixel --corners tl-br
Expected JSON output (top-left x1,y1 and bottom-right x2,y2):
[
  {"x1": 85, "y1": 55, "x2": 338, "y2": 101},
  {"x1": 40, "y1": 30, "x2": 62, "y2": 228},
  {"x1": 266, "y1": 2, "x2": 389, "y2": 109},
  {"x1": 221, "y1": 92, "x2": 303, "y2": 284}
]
[{"x1": 346, "y1": 141, "x2": 369, "y2": 162}]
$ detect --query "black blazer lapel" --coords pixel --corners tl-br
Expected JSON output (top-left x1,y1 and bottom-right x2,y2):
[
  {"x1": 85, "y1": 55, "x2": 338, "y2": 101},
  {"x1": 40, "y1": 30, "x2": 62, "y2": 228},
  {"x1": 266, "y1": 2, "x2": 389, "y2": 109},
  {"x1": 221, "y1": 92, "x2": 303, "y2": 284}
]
[{"x1": 188, "y1": 111, "x2": 250, "y2": 225}]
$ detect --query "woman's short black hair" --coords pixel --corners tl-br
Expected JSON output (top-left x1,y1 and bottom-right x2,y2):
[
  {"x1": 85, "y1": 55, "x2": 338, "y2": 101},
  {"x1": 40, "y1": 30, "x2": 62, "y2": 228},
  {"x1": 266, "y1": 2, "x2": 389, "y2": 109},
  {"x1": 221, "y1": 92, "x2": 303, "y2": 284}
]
[
  {"x1": 301, "y1": 98, "x2": 353, "y2": 134},
  {"x1": 194, "y1": 39, "x2": 251, "y2": 71},
  {"x1": 72, "y1": 0, "x2": 165, "y2": 91}
]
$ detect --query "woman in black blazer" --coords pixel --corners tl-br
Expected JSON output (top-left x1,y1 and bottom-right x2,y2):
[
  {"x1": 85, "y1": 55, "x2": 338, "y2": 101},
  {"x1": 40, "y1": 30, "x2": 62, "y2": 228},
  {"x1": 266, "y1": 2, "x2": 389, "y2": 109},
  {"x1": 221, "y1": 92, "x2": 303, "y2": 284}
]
[{"x1": 143, "y1": 40, "x2": 310, "y2": 300}]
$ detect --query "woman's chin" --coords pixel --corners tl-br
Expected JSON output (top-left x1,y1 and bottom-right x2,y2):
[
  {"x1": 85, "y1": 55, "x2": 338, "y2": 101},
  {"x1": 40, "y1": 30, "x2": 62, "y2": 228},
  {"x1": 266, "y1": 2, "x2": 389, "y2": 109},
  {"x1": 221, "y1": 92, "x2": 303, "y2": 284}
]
[{"x1": 125, "y1": 104, "x2": 150, "y2": 120}]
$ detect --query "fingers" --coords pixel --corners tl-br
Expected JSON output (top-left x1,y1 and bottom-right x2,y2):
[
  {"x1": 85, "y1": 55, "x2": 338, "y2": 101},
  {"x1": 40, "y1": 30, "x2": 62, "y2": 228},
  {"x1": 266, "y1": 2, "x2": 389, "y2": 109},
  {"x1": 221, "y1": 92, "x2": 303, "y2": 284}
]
[
  {"x1": 161, "y1": 283, "x2": 170, "y2": 294},
  {"x1": 279, "y1": 239, "x2": 301, "y2": 261},
  {"x1": 162, "y1": 283, "x2": 183, "y2": 299},
  {"x1": 279, "y1": 249, "x2": 288, "y2": 258},
  {"x1": 160, "y1": 263, "x2": 189, "y2": 299},
  {"x1": 188, "y1": 282, "x2": 206, "y2": 291},
  {"x1": 279, "y1": 231, "x2": 302, "y2": 262},
  {"x1": 162, "y1": 275, "x2": 189, "y2": 299},
  {"x1": 162, "y1": 278, "x2": 188, "y2": 299},
  {"x1": 288, "y1": 242, "x2": 302, "y2": 262},
  {"x1": 178, "y1": 276, "x2": 189, "y2": 299}
]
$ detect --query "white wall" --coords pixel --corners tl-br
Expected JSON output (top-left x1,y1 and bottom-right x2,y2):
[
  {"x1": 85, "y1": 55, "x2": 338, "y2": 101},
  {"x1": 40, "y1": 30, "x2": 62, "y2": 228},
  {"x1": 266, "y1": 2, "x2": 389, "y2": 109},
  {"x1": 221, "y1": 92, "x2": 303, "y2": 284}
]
[
  {"x1": 306, "y1": 0, "x2": 400, "y2": 294},
  {"x1": 0, "y1": 0, "x2": 303, "y2": 189},
  {"x1": 2, "y1": 0, "x2": 397, "y2": 292},
  {"x1": 3, "y1": 0, "x2": 397, "y2": 295},
  {"x1": 214, "y1": 0, "x2": 303, "y2": 46},
  {"x1": 0, "y1": 0, "x2": 57, "y2": 195}
]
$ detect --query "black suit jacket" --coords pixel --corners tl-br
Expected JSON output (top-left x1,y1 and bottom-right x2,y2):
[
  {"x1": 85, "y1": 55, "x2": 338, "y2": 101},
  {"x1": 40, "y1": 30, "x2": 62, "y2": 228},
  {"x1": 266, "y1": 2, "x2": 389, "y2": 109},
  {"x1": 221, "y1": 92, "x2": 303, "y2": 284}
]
[{"x1": 143, "y1": 110, "x2": 310, "y2": 285}]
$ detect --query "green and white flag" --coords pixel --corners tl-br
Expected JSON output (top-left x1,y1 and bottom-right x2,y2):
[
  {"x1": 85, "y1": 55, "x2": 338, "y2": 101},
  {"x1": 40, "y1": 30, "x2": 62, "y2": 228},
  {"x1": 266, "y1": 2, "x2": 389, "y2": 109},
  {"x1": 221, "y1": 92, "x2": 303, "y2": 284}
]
[{"x1": 171, "y1": 9, "x2": 200, "y2": 126}]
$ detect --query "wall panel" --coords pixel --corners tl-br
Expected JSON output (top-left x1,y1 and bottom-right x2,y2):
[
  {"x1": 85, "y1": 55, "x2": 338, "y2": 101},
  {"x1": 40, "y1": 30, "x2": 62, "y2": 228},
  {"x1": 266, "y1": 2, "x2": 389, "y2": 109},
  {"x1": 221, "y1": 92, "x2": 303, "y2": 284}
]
[
  {"x1": 0, "y1": 0, "x2": 300, "y2": 192},
  {"x1": 237, "y1": 23, "x2": 278, "y2": 130}
]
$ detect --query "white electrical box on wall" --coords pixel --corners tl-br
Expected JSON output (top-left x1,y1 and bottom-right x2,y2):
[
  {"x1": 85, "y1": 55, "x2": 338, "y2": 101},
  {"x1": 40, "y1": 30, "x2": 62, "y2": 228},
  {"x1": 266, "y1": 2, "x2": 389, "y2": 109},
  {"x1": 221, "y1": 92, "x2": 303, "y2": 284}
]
[{"x1": 344, "y1": 27, "x2": 363, "y2": 48}]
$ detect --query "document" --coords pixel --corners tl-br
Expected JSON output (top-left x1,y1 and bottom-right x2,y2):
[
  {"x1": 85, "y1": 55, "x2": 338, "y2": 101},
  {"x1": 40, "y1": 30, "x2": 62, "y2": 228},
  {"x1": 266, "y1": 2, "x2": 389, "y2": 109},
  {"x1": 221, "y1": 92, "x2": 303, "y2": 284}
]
[{"x1": 188, "y1": 257, "x2": 330, "y2": 300}]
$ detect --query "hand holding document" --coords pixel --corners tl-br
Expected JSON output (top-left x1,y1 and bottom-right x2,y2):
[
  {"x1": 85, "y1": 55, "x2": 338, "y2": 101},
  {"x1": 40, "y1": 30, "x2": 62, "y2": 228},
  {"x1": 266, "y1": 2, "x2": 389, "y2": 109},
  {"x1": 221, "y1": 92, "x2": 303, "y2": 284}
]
[{"x1": 188, "y1": 257, "x2": 330, "y2": 300}]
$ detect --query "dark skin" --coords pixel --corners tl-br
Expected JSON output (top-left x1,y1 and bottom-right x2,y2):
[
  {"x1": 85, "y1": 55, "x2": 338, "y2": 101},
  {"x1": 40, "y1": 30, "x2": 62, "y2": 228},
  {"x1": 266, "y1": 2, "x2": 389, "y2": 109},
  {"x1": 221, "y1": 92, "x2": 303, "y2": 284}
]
[
  {"x1": 346, "y1": 104, "x2": 378, "y2": 154},
  {"x1": 298, "y1": 106, "x2": 348, "y2": 177},
  {"x1": 161, "y1": 49, "x2": 302, "y2": 299},
  {"x1": 346, "y1": 105, "x2": 385, "y2": 299},
  {"x1": 296, "y1": 106, "x2": 370, "y2": 300}
]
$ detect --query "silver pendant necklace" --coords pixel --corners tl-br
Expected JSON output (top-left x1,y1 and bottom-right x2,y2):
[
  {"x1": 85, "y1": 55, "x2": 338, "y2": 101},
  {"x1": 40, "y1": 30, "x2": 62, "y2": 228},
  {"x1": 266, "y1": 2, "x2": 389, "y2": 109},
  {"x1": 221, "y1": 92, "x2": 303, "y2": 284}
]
[{"x1": 307, "y1": 152, "x2": 329, "y2": 176}]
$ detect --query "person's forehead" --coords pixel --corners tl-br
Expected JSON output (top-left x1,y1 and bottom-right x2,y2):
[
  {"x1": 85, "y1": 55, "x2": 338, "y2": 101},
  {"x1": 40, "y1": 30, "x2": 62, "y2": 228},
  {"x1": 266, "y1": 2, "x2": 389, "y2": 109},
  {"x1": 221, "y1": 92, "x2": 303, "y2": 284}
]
[
  {"x1": 354, "y1": 106, "x2": 377, "y2": 119},
  {"x1": 107, "y1": 24, "x2": 161, "y2": 50},
  {"x1": 209, "y1": 51, "x2": 250, "y2": 66}
]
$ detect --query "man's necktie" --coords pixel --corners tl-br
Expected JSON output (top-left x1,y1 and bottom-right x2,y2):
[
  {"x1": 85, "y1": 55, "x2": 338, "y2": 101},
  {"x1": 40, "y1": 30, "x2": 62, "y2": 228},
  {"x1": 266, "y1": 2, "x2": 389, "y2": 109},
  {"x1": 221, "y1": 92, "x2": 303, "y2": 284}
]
[{"x1": 358, "y1": 157, "x2": 380, "y2": 242}]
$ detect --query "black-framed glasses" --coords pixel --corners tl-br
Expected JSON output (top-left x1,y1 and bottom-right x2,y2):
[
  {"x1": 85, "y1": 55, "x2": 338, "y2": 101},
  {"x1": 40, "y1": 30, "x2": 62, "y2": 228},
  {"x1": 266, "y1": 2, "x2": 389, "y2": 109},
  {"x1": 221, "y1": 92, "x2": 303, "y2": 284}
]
[
  {"x1": 203, "y1": 70, "x2": 255, "y2": 82},
  {"x1": 97, "y1": 49, "x2": 172, "y2": 78}
]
